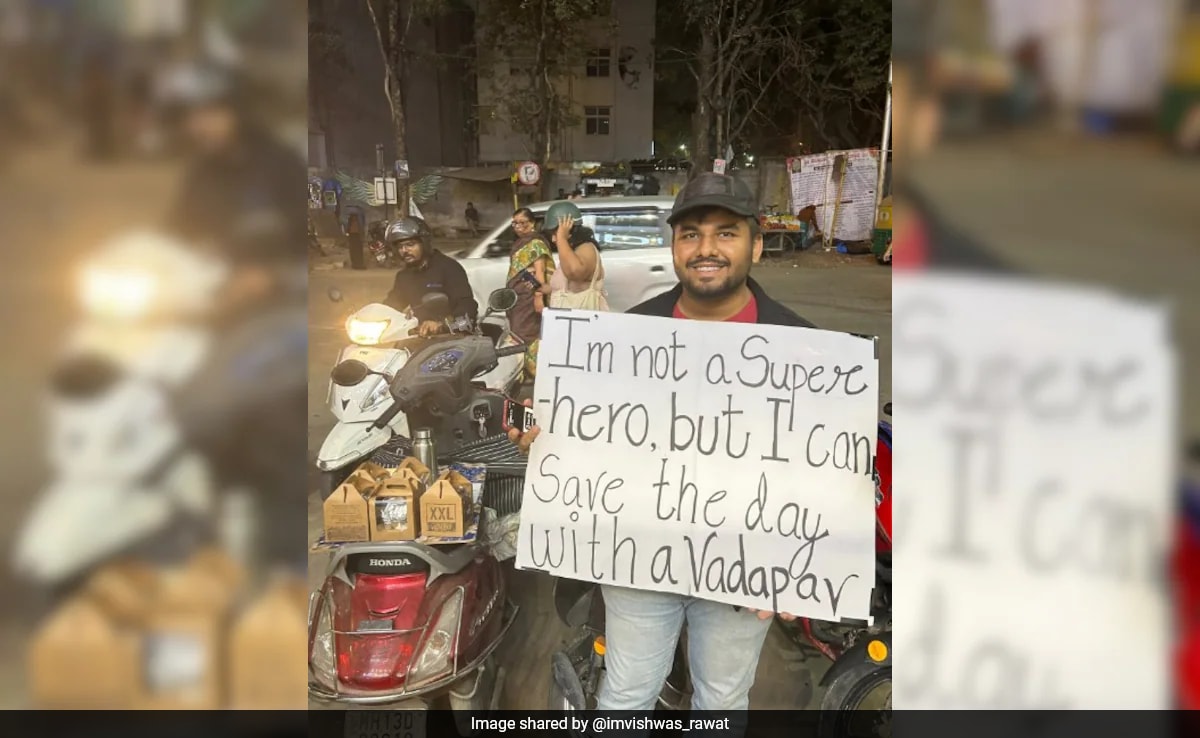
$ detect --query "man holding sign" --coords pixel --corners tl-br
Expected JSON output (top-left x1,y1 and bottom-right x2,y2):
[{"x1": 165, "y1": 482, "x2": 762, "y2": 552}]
[{"x1": 511, "y1": 173, "x2": 880, "y2": 716}]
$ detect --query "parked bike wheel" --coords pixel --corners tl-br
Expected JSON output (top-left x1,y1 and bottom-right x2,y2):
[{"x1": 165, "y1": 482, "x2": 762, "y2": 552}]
[{"x1": 819, "y1": 664, "x2": 891, "y2": 738}]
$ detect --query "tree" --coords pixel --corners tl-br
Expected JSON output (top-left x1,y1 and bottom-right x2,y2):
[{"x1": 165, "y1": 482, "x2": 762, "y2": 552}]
[
  {"x1": 782, "y1": 0, "x2": 891, "y2": 152},
  {"x1": 655, "y1": 0, "x2": 890, "y2": 162},
  {"x1": 475, "y1": 0, "x2": 610, "y2": 195},
  {"x1": 309, "y1": 0, "x2": 353, "y2": 169},
  {"x1": 363, "y1": 0, "x2": 411, "y2": 210},
  {"x1": 665, "y1": 0, "x2": 807, "y2": 175}
]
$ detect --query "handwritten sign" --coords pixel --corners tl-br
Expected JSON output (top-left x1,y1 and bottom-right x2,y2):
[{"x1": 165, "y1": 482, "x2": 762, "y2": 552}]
[
  {"x1": 514, "y1": 311, "x2": 880, "y2": 621},
  {"x1": 892, "y1": 273, "x2": 1173, "y2": 709}
]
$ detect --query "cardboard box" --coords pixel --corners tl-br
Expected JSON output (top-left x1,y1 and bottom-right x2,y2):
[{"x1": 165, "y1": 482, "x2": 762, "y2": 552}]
[
  {"x1": 397, "y1": 456, "x2": 431, "y2": 487},
  {"x1": 369, "y1": 474, "x2": 422, "y2": 541},
  {"x1": 83, "y1": 560, "x2": 160, "y2": 622},
  {"x1": 420, "y1": 470, "x2": 472, "y2": 539},
  {"x1": 322, "y1": 469, "x2": 377, "y2": 542},
  {"x1": 354, "y1": 460, "x2": 392, "y2": 483},
  {"x1": 26, "y1": 550, "x2": 244, "y2": 710},
  {"x1": 227, "y1": 576, "x2": 308, "y2": 709},
  {"x1": 27, "y1": 597, "x2": 141, "y2": 709},
  {"x1": 133, "y1": 550, "x2": 240, "y2": 710}
]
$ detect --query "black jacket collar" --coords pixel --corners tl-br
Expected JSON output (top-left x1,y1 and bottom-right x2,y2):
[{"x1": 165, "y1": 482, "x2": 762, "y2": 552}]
[{"x1": 627, "y1": 276, "x2": 816, "y2": 328}]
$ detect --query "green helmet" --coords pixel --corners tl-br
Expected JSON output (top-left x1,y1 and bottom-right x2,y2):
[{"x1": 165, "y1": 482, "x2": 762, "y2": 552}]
[{"x1": 543, "y1": 201, "x2": 582, "y2": 231}]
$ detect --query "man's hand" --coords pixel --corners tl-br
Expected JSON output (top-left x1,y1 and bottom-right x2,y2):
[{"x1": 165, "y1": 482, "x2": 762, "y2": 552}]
[
  {"x1": 746, "y1": 609, "x2": 798, "y2": 622},
  {"x1": 505, "y1": 398, "x2": 541, "y2": 455},
  {"x1": 555, "y1": 215, "x2": 574, "y2": 242},
  {"x1": 418, "y1": 320, "x2": 445, "y2": 337}
]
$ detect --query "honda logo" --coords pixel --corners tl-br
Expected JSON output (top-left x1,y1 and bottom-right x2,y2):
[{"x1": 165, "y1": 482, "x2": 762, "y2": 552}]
[{"x1": 369, "y1": 557, "x2": 414, "y2": 568}]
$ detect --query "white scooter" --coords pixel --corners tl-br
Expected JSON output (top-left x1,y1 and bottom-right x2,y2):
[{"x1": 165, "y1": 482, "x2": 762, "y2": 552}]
[
  {"x1": 13, "y1": 231, "x2": 227, "y2": 588},
  {"x1": 315, "y1": 293, "x2": 524, "y2": 496}
]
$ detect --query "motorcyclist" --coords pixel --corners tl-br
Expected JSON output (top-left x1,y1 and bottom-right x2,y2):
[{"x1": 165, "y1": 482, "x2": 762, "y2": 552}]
[
  {"x1": 156, "y1": 58, "x2": 307, "y2": 307},
  {"x1": 382, "y1": 217, "x2": 479, "y2": 336},
  {"x1": 152, "y1": 57, "x2": 308, "y2": 572}
]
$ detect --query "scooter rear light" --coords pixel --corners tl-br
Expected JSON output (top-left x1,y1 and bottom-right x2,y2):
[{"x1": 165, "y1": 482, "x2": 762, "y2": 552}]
[
  {"x1": 332, "y1": 573, "x2": 428, "y2": 690},
  {"x1": 309, "y1": 589, "x2": 337, "y2": 690},
  {"x1": 408, "y1": 587, "x2": 464, "y2": 687}
]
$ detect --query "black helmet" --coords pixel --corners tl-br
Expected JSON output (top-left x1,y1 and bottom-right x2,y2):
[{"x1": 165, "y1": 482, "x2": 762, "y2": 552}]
[{"x1": 385, "y1": 217, "x2": 432, "y2": 245}]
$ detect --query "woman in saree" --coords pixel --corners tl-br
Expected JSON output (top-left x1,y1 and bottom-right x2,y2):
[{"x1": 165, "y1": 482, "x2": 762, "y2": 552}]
[{"x1": 506, "y1": 207, "x2": 555, "y2": 380}]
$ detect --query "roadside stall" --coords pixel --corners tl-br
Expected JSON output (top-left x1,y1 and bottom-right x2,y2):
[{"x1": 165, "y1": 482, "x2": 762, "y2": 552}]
[{"x1": 758, "y1": 211, "x2": 809, "y2": 256}]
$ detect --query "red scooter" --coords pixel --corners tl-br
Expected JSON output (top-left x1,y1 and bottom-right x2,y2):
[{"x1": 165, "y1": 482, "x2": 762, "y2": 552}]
[{"x1": 308, "y1": 290, "x2": 528, "y2": 735}]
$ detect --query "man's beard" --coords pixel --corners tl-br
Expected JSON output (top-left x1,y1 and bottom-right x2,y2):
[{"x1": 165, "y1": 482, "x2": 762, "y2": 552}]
[{"x1": 676, "y1": 257, "x2": 751, "y2": 300}]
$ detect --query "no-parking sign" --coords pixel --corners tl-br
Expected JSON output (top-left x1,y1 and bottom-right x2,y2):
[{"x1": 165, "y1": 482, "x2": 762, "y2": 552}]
[{"x1": 516, "y1": 161, "x2": 541, "y2": 186}]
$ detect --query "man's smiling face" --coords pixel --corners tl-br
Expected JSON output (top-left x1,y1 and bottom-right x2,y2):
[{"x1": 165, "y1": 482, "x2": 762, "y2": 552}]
[{"x1": 671, "y1": 206, "x2": 763, "y2": 301}]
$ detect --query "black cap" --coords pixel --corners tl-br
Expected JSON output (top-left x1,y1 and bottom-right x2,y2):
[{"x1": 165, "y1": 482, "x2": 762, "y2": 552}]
[{"x1": 667, "y1": 173, "x2": 757, "y2": 226}]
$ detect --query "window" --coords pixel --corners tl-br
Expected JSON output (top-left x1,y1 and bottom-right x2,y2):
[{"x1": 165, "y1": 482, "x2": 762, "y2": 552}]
[
  {"x1": 586, "y1": 48, "x2": 611, "y2": 77},
  {"x1": 584, "y1": 106, "x2": 611, "y2": 136},
  {"x1": 586, "y1": 209, "x2": 667, "y2": 251}
]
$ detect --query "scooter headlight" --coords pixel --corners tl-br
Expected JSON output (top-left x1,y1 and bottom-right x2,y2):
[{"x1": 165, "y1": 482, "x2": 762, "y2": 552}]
[
  {"x1": 361, "y1": 377, "x2": 392, "y2": 411},
  {"x1": 308, "y1": 589, "x2": 337, "y2": 690},
  {"x1": 80, "y1": 267, "x2": 156, "y2": 320},
  {"x1": 408, "y1": 588, "x2": 463, "y2": 687},
  {"x1": 348, "y1": 319, "x2": 390, "y2": 346}
]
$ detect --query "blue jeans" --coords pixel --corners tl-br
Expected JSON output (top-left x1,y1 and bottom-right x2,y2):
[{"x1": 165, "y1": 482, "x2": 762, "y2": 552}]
[{"x1": 596, "y1": 584, "x2": 772, "y2": 712}]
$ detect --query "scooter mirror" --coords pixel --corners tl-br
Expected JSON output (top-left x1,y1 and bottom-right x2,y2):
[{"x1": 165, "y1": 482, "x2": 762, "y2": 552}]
[
  {"x1": 328, "y1": 287, "x2": 343, "y2": 303},
  {"x1": 883, "y1": 402, "x2": 891, "y2": 417},
  {"x1": 330, "y1": 359, "x2": 371, "y2": 387},
  {"x1": 487, "y1": 288, "x2": 518, "y2": 313}
]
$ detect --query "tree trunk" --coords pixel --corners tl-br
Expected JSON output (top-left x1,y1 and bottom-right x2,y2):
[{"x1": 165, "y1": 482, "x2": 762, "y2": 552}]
[
  {"x1": 690, "y1": 25, "x2": 716, "y2": 178},
  {"x1": 322, "y1": 105, "x2": 338, "y2": 169},
  {"x1": 367, "y1": 0, "x2": 410, "y2": 216},
  {"x1": 534, "y1": 0, "x2": 553, "y2": 200}
]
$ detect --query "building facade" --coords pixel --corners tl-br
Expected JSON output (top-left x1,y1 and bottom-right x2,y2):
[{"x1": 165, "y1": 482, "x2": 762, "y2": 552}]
[{"x1": 475, "y1": 0, "x2": 655, "y2": 164}]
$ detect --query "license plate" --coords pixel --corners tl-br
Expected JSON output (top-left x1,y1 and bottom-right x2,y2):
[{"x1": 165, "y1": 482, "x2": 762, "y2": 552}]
[{"x1": 344, "y1": 710, "x2": 427, "y2": 738}]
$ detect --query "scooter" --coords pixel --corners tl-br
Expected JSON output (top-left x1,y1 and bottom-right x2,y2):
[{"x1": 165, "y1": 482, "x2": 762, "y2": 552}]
[
  {"x1": 12, "y1": 231, "x2": 228, "y2": 589},
  {"x1": 315, "y1": 291, "x2": 525, "y2": 498},
  {"x1": 366, "y1": 219, "x2": 398, "y2": 268},
  {"x1": 309, "y1": 289, "x2": 528, "y2": 735}
]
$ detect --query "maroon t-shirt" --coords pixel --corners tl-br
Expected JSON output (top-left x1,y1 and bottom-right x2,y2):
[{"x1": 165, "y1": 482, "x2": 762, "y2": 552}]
[{"x1": 673, "y1": 294, "x2": 759, "y2": 323}]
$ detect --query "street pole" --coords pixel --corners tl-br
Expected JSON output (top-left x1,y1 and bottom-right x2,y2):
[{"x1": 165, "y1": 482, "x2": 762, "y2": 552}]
[
  {"x1": 874, "y1": 62, "x2": 893, "y2": 221},
  {"x1": 376, "y1": 143, "x2": 391, "y2": 223}
]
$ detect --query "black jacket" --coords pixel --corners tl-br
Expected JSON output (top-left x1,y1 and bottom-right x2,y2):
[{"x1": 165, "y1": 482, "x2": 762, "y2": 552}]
[
  {"x1": 905, "y1": 187, "x2": 1021, "y2": 275},
  {"x1": 627, "y1": 276, "x2": 818, "y2": 328},
  {"x1": 384, "y1": 250, "x2": 479, "y2": 321},
  {"x1": 166, "y1": 124, "x2": 307, "y2": 267}
]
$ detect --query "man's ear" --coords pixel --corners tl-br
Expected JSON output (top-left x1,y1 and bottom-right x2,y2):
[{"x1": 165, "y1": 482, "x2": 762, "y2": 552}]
[{"x1": 751, "y1": 233, "x2": 764, "y2": 264}]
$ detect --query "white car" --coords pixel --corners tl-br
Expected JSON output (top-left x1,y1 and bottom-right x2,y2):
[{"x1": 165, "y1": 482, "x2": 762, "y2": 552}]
[{"x1": 456, "y1": 196, "x2": 679, "y2": 314}]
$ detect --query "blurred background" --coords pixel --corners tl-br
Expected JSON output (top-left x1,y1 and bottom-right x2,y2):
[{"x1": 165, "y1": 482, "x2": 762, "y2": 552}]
[
  {"x1": 0, "y1": 0, "x2": 307, "y2": 711},
  {"x1": 894, "y1": 0, "x2": 1198, "y2": 713}
]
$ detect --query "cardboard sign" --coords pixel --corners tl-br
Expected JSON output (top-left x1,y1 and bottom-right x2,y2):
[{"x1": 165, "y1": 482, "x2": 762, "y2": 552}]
[
  {"x1": 892, "y1": 273, "x2": 1174, "y2": 709},
  {"x1": 515, "y1": 311, "x2": 879, "y2": 621},
  {"x1": 322, "y1": 468, "x2": 378, "y2": 543},
  {"x1": 420, "y1": 471, "x2": 471, "y2": 539}
]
